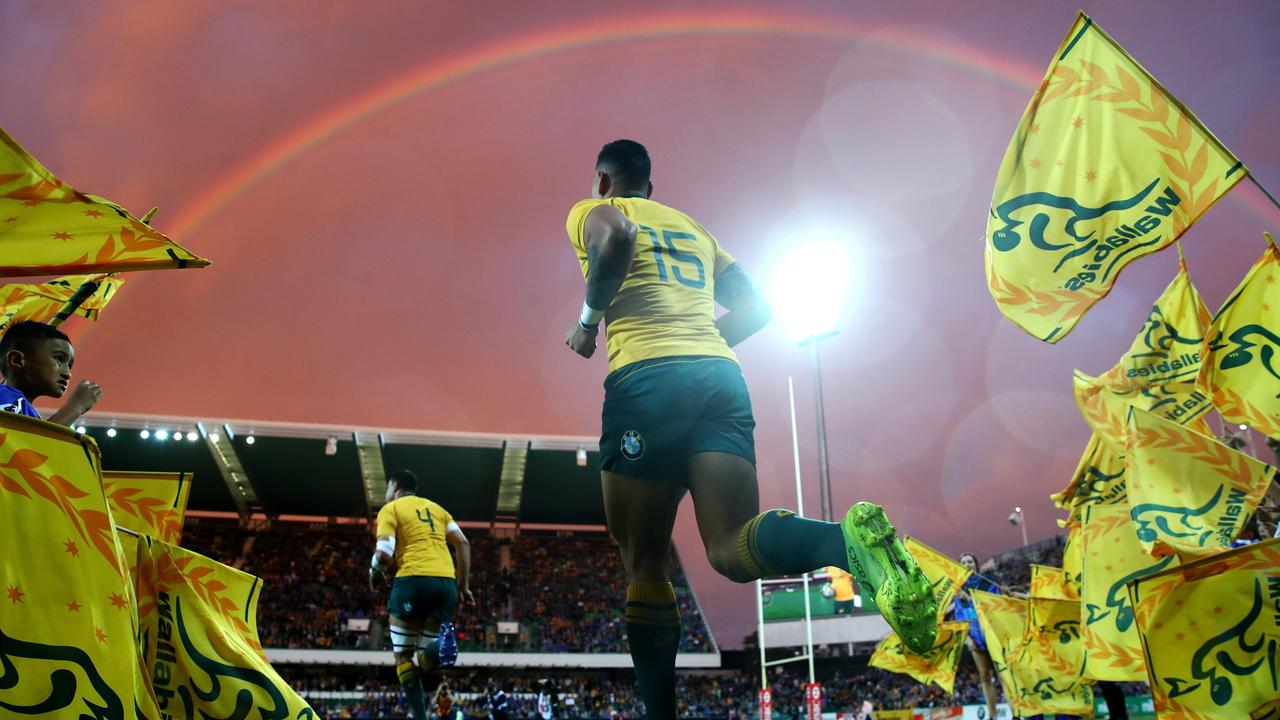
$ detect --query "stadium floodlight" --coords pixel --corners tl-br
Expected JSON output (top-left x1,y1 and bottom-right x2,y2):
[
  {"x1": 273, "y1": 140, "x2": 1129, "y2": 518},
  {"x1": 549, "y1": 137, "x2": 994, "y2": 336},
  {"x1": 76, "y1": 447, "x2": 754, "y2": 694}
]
[
  {"x1": 140, "y1": 429, "x2": 150, "y2": 439},
  {"x1": 769, "y1": 241, "x2": 849, "y2": 345},
  {"x1": 186, "y1": 432, "x2": 198, "y2": 442},
  {"x1": 769, "y1": 240, "x2": 849, "y2": 522},
  {"x1": 245, "y1": 435, "x2": 255, "y2": 445},
  {"x1": 75, "y1": 426, "x2": 86, "y2": 434},
  {"x1": 155, "y1": 429, "x2": 169, "y2": 441},
  {"x1": 209, "y1": 431, "x2": 220, "y2": 443},
  {"x1": 1009, "y1": 506, "x2": 1028, "y2": 546},
  {"x1": 106, "y1": 428, "x2": 117, "y2": 438}
]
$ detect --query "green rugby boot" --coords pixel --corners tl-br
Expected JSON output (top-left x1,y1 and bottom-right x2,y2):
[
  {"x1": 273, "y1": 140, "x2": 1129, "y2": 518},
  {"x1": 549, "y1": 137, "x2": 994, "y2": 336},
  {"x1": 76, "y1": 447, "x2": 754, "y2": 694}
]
[{"x1": 840, "y1": 502, "x2": 937, "y2": 653}]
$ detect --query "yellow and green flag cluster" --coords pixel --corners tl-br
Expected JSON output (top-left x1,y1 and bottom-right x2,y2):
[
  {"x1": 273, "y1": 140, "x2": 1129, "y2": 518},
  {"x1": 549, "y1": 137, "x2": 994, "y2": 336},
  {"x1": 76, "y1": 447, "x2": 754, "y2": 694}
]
[
  {"x1": 0, "y1": 413, "x2": 312, "y2": 719},
  {"x1": 0, "y1": 126, "x2": 209, "y2": 277},
  {"x1": 986, "y1": 12, "x2": 1242, "y2": 342}
]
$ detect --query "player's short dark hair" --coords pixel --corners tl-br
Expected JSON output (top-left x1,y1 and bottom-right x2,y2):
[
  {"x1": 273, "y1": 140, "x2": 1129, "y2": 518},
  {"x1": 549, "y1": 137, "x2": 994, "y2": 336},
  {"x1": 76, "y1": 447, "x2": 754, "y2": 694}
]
[
  {"x1": 596, "y1": 139, "x2": 650, "y2": 189},
  {"x1": 0, "y1": 321, "x2": 70, "y2": 366},
  {"x1": 388, "y1": 469, "x2": 417, "y2": 493}
]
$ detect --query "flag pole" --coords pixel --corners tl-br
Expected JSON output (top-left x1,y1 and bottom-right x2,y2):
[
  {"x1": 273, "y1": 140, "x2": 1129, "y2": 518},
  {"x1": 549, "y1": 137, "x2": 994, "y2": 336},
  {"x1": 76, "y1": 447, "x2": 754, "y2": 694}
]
[
  {"x1": 1248, "y1": 175, "x2": 1280, "y2": 214},
  {"x1": 48, "y1": 278, "x2": 103, "y2": 327}
]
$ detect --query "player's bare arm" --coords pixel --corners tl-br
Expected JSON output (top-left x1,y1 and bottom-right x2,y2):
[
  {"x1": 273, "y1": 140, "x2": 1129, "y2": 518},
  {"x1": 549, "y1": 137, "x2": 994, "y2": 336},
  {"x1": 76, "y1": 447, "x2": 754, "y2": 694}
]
[
  {"x1": 446, "y1": 524, "x2": 474, "y2": 607},
  {"x1": 713, "y1": 263, "x2": 772, "y2": 347},
  {"x1": 566, "y1": 204, "x2": 638, "y2": 358}
]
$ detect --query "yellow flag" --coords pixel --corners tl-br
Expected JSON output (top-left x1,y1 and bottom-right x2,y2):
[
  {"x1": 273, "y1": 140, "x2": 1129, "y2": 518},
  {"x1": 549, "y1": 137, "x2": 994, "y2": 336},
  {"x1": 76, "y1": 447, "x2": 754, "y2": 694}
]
[
  {"x1": 1126, "y1": 407, "x2": 1275, "y2": 559},
  {"x1": 1030, "y1": 564, "x2": 1077, "y2": 601},
  {"x1": 970, "y1": 590, "x2": 1026, "y2": 704},
  {"x1": 904, "y1": 537, "x2": 972, "y2": 622},
  {"x1": 105, "y1": 470, "x2": 192, "y2": 597},
  {"x1": 136, "y1": 538, "x2": 316, "y2": 719},
  {"x1": 0, "y1": 413, "x2": 157, "y2": 716},
  {"x1": 103, "y1": 471, "x2": 191, "y2": 544},
  {"x1": 1198, "y1": 235, "x2": 1280, "y2": 438},
  {"x1": 1074, "y1": 369, "x2": 1212, "y2": 454},
  {"x1": 0, "y1": 273, "x2": 125, "y2": 331},
  {"x1": 0, "y1": 126, "x2": 210, "y2": 277},
  {"x1": 869, "y1": 621, "x2": 970, "y2": 694},
  {"x1": 985, "y1": 12, "x2": 1243, "y2": 342},
  {"x1": 1020, "y1": 597, "x2": 1085, "y2": 679},
  {"x1": 1128, "y1": 538, "x2": 1280, "y2": 720},
  {"x1": 1052, "y1": 433, "x2": 1127, "y2": 528},
  {"x1": 1097, "y1": 257, "x2": 1212, "y2": 389},
  {"x1": 972, "y1": 590, "x2": 1094, "y2": 716},
  {"x1": 1080, "y1": 502, "x2": 1179, "y2": 681}
]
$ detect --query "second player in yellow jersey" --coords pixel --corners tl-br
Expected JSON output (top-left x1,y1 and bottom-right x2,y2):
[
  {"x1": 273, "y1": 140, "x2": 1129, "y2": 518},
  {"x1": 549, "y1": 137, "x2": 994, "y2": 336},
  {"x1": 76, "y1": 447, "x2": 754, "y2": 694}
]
[
  {"x1": 376, "y1": 490, "x2": 456, "y2": 579},
  {"x1": 370, "y1": 470, "x2": 472, "y2": 720}
]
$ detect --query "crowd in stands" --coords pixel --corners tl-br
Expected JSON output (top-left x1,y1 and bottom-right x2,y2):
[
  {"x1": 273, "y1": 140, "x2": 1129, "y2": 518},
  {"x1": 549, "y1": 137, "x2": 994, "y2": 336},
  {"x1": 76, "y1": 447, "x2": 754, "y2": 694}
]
[
  {"x1": 180, "y1": 524, "x2": 715, "y2": 653},
  {"x1": 977, "y1": 533, "x2": 1066, "y2": 592}
]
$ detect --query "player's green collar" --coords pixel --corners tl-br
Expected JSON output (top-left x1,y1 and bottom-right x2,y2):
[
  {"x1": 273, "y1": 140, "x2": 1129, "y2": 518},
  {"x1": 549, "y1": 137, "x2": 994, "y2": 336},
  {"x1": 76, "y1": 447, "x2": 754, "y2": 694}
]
[{"x1": 616, "y1": 193, "x2": 649, "y2": 199}]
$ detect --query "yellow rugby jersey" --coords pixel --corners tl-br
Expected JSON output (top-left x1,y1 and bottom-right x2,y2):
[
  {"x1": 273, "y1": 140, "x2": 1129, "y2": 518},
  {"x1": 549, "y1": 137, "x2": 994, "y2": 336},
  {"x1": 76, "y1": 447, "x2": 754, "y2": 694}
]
[
  {"x1": 566, "y1": 197, "x2": 739, "y2": 372},
  {"x1": 824, "y1": 566, "x2": 856, "y2": 602},
  {"x1": 375, "y1": 495, "x2": 455, "y2": 579}
]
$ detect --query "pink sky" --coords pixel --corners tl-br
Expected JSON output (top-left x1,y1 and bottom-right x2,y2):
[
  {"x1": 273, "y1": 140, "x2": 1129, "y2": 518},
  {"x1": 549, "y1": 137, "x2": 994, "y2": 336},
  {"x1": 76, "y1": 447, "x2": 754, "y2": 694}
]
[{"x1": 4, "y1": 0, "x2": 1278, "y2": 648}]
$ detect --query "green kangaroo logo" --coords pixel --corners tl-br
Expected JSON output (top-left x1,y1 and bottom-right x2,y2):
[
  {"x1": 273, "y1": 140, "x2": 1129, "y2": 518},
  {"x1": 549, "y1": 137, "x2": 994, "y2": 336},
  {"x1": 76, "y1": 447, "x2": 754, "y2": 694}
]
[
  {"x1": 1053, "y1": 619, "x2": 1081, "y2": 644},
  {"x1": 1217, "y1": 325, "x2": 1280, "y2": 397},
  {"x1": 1130, "y1": 486, "x2": 1223, "y2": 545},
  {"x1": 1164, "y1": 578, "x2": 1278, "y2": 707},
  {"x1": 991, "y1": 179, "x2": 1161, "y2": 272},
  {"x1": 1085, "y1": 555, "x2": 1177, "y2": 631},
  {"x1": 1134, "y1": 303, "x2": 1204, "y2": 360},
  {"x1": 1024, "y1": 676, "x2": 1076, "y2": 701},
  {"x1": 1077, "y1": 465, "x2": 1125, "y2": 507}
]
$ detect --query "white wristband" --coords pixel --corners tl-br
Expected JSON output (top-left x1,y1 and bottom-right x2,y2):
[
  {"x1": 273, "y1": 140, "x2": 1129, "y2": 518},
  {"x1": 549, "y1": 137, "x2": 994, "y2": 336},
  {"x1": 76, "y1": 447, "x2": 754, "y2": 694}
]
[{"x1": 579, "y1": 302, "x2": 606, "y2": 327}]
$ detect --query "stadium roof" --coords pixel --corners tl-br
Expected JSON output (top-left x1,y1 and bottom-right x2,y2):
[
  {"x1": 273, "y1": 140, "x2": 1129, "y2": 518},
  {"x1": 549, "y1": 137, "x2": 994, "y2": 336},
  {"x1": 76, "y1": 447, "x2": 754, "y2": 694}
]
[{"x1": 73, "y1": 410, "x2": 604, "y2": 524}]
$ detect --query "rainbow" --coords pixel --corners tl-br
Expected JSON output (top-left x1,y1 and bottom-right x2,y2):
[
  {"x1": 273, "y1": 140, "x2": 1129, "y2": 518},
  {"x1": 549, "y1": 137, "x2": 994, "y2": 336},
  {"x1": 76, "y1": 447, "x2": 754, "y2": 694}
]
[{"x1": 166, "y1": 8, "x2": 1046, "y2": 239}]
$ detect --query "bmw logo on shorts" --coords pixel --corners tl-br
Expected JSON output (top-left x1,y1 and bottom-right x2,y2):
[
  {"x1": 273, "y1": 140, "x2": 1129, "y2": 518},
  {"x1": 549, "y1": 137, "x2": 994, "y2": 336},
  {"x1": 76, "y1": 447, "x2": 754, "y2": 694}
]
[{"x1": 621, "y1": 430, "x2": 644, "y2": 460}]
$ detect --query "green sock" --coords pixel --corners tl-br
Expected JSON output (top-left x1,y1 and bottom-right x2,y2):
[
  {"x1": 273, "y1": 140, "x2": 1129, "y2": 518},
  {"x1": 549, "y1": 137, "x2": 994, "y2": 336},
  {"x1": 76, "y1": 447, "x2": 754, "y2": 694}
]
[
  {"x1": 735, "y1": 509, "x2": 846, "y2": 579},
  {"x1": 397, "y1": 661, "x2": 428, "y2": 720},
  {"x1": 625, "y1": 582, "x2": 680, "y2": 720}
]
